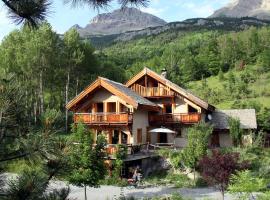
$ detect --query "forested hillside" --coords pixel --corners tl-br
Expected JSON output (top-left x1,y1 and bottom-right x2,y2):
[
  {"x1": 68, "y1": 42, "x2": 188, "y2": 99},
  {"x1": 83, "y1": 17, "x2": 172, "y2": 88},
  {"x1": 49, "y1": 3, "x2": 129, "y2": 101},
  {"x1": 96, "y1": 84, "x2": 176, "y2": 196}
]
[
  {"x1": 104, "y1": 27, "x2": 270, "y2": 85},
  {"x1": 102, "y1": 26, "x2": 270, "y2": 131},
  {"x1": 0, "y1": 24, "x2": 125, "y2": 130}
]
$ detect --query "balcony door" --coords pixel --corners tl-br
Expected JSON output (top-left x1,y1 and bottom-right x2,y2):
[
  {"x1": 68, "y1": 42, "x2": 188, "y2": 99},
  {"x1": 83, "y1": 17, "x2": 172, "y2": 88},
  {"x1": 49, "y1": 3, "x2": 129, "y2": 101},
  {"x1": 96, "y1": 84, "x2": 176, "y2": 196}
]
[
  {"x1": 107, "y1": 102, "x2": 116, "y2": 113},
  {"x1": 164, "y1": 104, "x2": 173, "y2": 122},
  {"x1": 97, "y1": 103, "x2": 103, "y2": 113}
]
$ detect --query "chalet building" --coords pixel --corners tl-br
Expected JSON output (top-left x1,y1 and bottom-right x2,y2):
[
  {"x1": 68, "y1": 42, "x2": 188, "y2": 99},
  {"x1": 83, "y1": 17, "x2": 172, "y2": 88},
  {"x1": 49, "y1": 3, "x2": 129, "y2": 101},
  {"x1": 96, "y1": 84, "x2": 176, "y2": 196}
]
[{"x1": 66, "y1": 68, "x2": 257, "y2": 151}]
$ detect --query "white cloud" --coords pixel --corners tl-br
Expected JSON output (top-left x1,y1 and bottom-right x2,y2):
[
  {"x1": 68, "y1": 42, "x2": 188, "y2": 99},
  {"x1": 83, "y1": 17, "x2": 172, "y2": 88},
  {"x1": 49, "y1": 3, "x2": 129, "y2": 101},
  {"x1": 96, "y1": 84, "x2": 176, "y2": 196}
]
[{"x1": 140, "y1": 7, "x2": 166, "y2": 16}]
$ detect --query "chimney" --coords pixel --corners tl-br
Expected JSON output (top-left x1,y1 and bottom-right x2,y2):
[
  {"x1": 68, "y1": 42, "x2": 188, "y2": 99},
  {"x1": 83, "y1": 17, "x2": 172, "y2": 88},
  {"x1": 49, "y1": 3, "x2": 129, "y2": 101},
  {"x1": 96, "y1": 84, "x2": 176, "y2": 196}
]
[{"x1": 161, "y1": 68, "x2": 167, "y2": 78}]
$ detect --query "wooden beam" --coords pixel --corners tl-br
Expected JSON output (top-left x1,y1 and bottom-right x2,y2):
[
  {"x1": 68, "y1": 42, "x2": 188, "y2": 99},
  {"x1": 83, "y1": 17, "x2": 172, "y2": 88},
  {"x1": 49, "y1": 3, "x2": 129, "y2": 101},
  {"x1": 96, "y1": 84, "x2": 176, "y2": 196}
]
[{"x1": 66, "y1": 78, "x2": 101, "y2": 110}]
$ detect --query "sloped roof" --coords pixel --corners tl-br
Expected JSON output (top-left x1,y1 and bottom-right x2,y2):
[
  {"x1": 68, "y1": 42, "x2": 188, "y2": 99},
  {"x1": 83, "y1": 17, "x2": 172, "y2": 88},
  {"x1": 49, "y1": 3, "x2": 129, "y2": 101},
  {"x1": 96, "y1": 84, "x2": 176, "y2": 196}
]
[
  {"x1": 66, "y1": 77, "x2": 159, "y2": 111},
  {"x1": 101, "y1": 77, "x2": 158, "y2": 108},
  {"x1": 126, "y1": 67, "x2": 215, "y2": 111},
  {"x1": 211, "y1": 109, "x2": 257, "y2": 130}
]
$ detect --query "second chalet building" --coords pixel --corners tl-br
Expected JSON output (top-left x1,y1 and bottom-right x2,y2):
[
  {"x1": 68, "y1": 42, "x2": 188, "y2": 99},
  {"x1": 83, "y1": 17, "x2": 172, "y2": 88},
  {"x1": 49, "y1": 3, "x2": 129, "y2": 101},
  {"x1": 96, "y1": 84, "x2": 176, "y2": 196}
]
[{"x1": 66, "y1": 68, "x2": 257, "y2": 149}]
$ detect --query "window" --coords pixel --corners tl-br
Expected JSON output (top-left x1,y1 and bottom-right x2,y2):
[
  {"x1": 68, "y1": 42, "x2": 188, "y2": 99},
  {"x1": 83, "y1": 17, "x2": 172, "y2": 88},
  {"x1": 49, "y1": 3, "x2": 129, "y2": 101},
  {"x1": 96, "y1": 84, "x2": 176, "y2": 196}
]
[{"x1": 164, "y1": 104, "x2": 172, "y2": 113}]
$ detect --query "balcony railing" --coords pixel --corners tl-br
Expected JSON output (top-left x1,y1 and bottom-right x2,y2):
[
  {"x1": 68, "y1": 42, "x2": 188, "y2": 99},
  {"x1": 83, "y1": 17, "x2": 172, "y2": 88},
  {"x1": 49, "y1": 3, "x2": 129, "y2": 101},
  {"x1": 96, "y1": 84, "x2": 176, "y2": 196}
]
[
  {"x1": 106, "y1": 143, "x2": 149, "y2": 158},
  {"x1": 130, "y1": 84, "x2": 174, "y2": 97},
  {"x1": 149, "y1": 113, "x2": 201, "y2": 124},
  {"x1": 74, "y1": 112, "x2": 133, "y2": 125}
]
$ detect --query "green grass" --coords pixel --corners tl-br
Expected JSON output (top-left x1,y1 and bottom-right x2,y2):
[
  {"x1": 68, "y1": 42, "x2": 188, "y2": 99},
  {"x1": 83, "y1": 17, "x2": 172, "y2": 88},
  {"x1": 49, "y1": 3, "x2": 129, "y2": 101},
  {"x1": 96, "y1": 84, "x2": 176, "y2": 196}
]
[{"x1": 188, "y1": 65, "x2": 270, "y2": 109}]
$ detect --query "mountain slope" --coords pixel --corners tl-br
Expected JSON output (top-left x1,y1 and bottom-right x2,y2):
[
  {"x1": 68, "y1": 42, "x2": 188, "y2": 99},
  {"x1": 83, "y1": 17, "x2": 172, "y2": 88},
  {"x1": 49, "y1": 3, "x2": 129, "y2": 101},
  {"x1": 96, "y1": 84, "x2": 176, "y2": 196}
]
[
  {"x1": 86, "y1": 17, "x2": 270, "y2": 47},
  {"x1": 73, "y1": 7, "x2": 166, "y2": 37},
  {"x1": 210, "y1": 0, "x2": 270, "y2": 20}
]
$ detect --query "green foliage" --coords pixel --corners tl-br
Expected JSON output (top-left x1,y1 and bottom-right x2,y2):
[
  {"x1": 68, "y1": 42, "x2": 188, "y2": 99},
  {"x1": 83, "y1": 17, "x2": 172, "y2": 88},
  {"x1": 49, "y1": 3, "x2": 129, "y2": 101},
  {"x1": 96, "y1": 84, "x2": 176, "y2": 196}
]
[
  {"x1": 228, "y1": 117, "x2": 243, "y2": 146},
  {"x1": 5, "y1": 169, "x2": 48, "y2": 200},
  {"x1": 157, "y1": 149, "x2": 182, "y2": 171},
  {"x1": 115, "y1": 144, "x2": 128, "y2": 160},
  {"x1": 4, "y1": 166, "x2": 70, "y2": 200},
  {"x1": 218, "y1": 69, "x2": 225, "y2": 81},
  {"x1": 257, "y1": 191, "x2": 270, "y2": 200},
  {"x1": 257, "y1": 107, "x2": 270, "y2": 131},
  {"x1": 145, "y1": 170, "x2": 191, "y2": 188},
  {"x1": 252, "y1": 131, "x2": 265, "y2": 148},
  {"x1": 181, "y1": 123, "x2": 213, "y2": 169},
  {"x1": 228, "y1": 170, "x2": 266, "y2": 200},
  {"x1": 68, "y1": 123, "x2": 107, "y2": 188}
]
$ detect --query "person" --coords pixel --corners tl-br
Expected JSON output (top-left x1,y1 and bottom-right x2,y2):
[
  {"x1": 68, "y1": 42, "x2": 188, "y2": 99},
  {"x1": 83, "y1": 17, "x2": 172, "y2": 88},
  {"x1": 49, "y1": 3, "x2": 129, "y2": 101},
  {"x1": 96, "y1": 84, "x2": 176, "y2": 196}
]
[
  {"x1": 132, "y1": 168, "x2": 138, "y2": 182},
  {"x1": 128, "y1": 167, "x2": 141, "y2": 184}
]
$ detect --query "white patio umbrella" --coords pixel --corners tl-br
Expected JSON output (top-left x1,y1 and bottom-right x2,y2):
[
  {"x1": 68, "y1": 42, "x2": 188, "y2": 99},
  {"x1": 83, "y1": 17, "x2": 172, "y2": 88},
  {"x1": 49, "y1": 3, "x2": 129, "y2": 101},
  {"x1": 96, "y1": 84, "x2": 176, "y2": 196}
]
[
  {"x1": 149, "y1": 127, "x2": 176, "y2": 148},
  {"x1": 149, "y1": 127, "x2": 176, "y2": 133}
]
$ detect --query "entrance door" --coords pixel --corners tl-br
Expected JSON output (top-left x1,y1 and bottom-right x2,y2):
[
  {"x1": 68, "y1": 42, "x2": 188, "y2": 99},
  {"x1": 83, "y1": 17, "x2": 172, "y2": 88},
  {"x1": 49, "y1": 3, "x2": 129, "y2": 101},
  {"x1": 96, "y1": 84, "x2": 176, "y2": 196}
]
[
  {"x1": 146, "y1": 128, "x2": 151, "y2": 144},
  {"x1": 112, "y1": 130, "x2": 119, "y2": 144},
  {"x1": 211, "y1": 133, "x2": 220, "y2": 147},
  {"x1": 137, "y1": 129, "x2": 142, "y2": 144},
  {"x1": 121, "y1": 132, "x2": 128, "y2": 144},
  {"x1": 159, "y1": 133, "x2": 167, "y2": 143}
]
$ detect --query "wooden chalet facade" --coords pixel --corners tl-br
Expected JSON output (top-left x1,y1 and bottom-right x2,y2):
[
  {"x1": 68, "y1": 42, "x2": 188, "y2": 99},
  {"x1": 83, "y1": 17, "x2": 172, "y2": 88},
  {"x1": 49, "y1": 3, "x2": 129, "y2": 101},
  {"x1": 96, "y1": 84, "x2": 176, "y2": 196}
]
[{"x1": 66, "y1": 68, "x2": 257, "y2": 151}]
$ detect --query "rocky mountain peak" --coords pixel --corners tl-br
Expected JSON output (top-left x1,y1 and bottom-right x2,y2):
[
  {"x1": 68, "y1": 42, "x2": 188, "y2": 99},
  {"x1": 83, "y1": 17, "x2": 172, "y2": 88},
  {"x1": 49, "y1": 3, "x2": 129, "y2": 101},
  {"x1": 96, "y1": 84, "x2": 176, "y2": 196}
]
[
  {"x1": 71, "y1": 7, "x2": 167, "y2": 37},
  {"x1": 210, "y1": 0, "x2": 270, "y2": 20}
]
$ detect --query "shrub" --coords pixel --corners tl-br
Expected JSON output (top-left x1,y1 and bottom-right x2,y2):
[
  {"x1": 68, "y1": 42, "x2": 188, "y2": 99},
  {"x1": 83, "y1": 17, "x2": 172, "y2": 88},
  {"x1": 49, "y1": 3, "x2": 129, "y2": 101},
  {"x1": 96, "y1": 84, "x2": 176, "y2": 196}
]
[
  {"x1": 229, "y1": 170, "x2": 266, "y2": 200},
  {"x1": 228, "y1": 117, "x2": 243, "y2": 146},
  {"x1": 199, "y1": 150, "x2": 249, "y2": 200}
]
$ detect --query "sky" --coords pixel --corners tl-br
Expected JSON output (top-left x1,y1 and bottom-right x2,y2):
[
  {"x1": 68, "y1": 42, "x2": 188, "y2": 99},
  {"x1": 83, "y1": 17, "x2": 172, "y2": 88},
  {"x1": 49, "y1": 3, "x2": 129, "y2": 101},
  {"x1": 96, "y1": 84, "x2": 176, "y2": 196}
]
[{"x1": 0, "y1": 0, "x2": 231, "y2": 41}]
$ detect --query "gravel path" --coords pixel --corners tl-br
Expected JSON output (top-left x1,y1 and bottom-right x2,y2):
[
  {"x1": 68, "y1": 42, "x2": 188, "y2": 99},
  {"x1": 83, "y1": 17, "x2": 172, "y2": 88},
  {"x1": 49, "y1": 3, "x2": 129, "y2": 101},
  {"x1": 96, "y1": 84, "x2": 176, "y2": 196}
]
[
  {"x1": 48, "y1": 181, "x2": 235, "y2": 200},
  {"x1": 1, "y1": 174, "x2": 234, "y2": 200}
]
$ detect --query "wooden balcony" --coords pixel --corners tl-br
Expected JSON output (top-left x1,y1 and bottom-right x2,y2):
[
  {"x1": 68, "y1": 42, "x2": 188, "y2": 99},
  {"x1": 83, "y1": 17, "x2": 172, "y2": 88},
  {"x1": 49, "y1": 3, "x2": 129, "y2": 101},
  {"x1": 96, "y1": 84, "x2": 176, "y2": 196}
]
[
  {"x1": 149, "y1": 113, "x2": 201, "y2": 124},
  {"x1": 74, "y1": 112, "x2": 133, "y2": 125},
  {"x1": 130, "y1": 84, "x2": 175, "y2": 97}
]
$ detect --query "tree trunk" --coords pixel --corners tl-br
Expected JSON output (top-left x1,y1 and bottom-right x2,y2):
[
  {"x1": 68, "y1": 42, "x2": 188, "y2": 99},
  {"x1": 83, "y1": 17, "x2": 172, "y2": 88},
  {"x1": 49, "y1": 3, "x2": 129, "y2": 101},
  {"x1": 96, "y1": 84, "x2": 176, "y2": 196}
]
[
  {"x1": 34, "y1": 91, "x2": 38, "y2": 124},
  {"x1": 193, "y1": 167, "x2": 196, "y2": 186},
  {"x1": 75, "y1": 76, "x2": 79, "y2": 96},
  {"x1": 39, "y1": 71, "x2": 44, "y2": 115},
  {"x1": 84, "y1": 185, "x2": 87, "y2": 200},
  {"x1": 65, "y1": 71, "x2": 70, "y2": 133},
  {"x1": 0, "y1": 110, "x2": 4, "y2": 142},
  {"x1": 221, "y1": 188, "x2": 224, "y2": 200}
]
